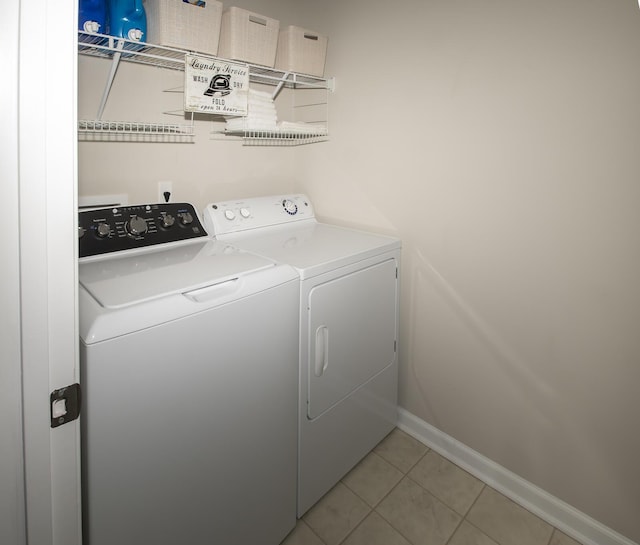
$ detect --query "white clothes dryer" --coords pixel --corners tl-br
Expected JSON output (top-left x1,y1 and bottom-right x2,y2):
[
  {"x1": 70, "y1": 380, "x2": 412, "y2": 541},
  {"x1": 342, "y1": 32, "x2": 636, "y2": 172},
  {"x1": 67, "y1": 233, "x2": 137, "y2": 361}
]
[
  {"x1": 78, "y1": 202, "x2": 299, "y2": 545},
  {"x1": 203, "y1": 194, "x2": 401, "y2": 516}
]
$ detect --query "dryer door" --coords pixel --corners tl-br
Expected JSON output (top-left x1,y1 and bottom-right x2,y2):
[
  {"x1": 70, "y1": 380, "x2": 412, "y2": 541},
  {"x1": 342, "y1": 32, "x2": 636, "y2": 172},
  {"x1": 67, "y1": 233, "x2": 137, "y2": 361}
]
[{"x1": 307, "y1": 258, "x2": 398, "y2": 419}]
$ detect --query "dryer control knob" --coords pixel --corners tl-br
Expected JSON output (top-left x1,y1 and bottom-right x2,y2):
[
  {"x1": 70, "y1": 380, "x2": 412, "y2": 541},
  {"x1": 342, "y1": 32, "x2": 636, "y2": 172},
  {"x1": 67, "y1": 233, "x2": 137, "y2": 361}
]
[
  {"x1": 224, "y1": 209, "x2": 236, "y2": 220},
  {"x1": 240, "y1": 207, "x2": 251, "y2": 218},
  {"x1": 282, "y1": 199, "x2": 298, "y2": 215},
  {"x1": 127, "y1": 215, "x2": 148, "y2": 236}
]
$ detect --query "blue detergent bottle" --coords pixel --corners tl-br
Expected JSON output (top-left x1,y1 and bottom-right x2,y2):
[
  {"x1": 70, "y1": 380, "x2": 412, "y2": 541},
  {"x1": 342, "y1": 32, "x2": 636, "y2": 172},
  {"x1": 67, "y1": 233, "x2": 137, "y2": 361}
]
[
  {"x1": 78, "y1": 0, "x2": 108, "y2": 34},
  {"x1": 109, "y1": 0, "x2": 147, "y2": 42}
]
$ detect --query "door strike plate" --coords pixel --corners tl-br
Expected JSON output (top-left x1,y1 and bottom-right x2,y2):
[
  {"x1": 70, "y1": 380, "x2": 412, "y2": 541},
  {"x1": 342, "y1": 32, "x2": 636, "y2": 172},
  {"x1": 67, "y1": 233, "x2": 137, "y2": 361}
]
[{"x1": 50, "y1": 383, "x2": 82, "y2": 428}]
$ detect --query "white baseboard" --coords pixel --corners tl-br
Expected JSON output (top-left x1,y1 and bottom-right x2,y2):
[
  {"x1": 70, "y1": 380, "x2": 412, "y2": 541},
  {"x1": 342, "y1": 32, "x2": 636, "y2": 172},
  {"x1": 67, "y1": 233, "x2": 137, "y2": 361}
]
[{"x1": 397, "y1": 408, "x2": 637, "y2": 545}]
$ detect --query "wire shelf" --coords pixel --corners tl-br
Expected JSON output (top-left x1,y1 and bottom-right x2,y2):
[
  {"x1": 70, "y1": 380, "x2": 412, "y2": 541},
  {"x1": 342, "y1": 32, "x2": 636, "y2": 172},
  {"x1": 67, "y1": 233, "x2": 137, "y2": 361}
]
[
  {"x1": 222, "y1": 127, "x2": 329, "y2": 146},
  {"x1": 78, "y1": 31, "x2": 332, "y2": 144},
  {"x1": 78, "y1": 120, "x2": 195, "y2": 142},
  {"x1": 78, "y1": 32, "x2": 333, "y2": 90}
]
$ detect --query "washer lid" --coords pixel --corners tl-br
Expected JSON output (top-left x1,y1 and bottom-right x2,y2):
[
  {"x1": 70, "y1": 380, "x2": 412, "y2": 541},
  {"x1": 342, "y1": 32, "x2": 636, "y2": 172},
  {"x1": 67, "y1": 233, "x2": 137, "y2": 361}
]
[
  {"x1": 220, "y1": 223, "x2": 401, "y2": 280},
  {"x1": 79, "y1": 240, "x2": 274, "y2": 309}
]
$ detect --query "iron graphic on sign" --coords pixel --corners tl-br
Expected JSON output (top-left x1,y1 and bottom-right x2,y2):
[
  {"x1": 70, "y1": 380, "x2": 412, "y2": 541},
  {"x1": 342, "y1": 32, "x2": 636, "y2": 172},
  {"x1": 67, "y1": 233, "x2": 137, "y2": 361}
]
[{"x1": 184, "y1": 54, "x2": 249, "y2": 115}]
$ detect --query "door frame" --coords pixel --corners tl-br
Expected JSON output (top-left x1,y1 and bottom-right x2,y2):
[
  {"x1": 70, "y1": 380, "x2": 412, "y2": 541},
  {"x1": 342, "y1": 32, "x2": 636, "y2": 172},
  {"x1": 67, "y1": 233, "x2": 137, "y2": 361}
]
[{"x1": 16, "y1": 0, "x2": 81, "y2": 543}]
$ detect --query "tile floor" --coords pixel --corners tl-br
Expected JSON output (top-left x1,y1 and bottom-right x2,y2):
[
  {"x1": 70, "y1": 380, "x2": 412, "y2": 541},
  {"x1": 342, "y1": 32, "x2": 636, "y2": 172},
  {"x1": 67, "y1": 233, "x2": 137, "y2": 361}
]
[{"x1": 281, "y1": 428, "x2": 584, "y2": 545}]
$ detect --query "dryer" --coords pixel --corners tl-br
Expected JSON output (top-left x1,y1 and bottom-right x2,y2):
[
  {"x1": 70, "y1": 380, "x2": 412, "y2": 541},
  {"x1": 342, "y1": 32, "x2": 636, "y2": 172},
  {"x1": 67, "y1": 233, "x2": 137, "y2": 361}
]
[
  {"x1": 79, "y1": 202, "x2": 299, "y2": 545},
  {"x1": 203, "y1": 194, "x2": 401, "y2": 516}
]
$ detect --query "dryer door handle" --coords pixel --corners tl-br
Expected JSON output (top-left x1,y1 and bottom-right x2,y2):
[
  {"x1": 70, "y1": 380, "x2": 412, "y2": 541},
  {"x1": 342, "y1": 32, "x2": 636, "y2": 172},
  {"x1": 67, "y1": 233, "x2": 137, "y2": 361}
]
[{"x1": 314, "y1": 325, "x2": 329, "y2": 377}]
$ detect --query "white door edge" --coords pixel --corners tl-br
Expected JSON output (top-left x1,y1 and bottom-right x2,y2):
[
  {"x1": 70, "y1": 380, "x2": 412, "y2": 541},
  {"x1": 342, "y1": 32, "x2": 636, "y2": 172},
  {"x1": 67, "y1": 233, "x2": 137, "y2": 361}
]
[{"x1": 0, "y1": 0, "x2": 27, "y2": 543}]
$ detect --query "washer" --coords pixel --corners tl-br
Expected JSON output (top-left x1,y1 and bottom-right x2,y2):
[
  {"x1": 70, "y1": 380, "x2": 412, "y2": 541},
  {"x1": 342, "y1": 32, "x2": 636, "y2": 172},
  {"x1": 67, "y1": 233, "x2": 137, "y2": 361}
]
[
  {"x1": 78, "y1": 202, "x2": 299, "y2": 545},
  {"x1": 203, "y1": 194, "x2": 401, "y2": 516}
]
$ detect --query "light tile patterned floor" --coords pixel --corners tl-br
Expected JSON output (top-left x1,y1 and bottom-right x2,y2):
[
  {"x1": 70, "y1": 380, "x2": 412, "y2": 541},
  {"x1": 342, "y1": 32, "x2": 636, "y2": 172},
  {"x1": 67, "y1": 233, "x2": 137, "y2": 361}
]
[{"x1": 281, "y1": 428, "x2": 584, "y2": 545}]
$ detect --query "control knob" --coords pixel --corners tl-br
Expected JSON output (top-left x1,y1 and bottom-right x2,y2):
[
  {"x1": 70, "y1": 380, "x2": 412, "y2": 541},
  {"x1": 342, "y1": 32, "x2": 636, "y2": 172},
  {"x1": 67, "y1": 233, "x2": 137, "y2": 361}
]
[
  {"x1": 96, "y1": 223, "x2": 111, "y2": 238},
  {"x1": 282, "y1": 199, "x2": 298, "y2": 215},
  {"x1": 161, "y1": 214, "x2": 175, "y2": 228},
  {"x1": 127, "y1": 215, "x2": 148, "y2": 236},
  {"x1": 178, "y1": 212, "x2": 194, "y2": 225}
]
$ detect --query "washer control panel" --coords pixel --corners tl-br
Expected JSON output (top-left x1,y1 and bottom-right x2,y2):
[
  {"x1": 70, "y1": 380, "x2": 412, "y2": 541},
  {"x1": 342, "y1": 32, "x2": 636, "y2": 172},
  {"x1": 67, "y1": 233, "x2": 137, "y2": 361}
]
[
  {"x1": 203, "y1": 194, "x2": 315, "y2": 237},
  {"x1": 79, "y1": 203, "x2": 207, "y2": 258}
]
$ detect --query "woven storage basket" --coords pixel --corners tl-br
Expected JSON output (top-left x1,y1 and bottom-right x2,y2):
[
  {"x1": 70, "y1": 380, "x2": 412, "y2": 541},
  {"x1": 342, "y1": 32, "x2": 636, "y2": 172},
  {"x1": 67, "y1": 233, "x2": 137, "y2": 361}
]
[
  {"x1": 275, "y1": 26, "x2": 328, "y2": 77},
  {"x1": 218, "y1": 7, "x2": 279, "y2": 67},
  {"x1": 146, "y1": 0, "x2": 223, "y2": 56}
]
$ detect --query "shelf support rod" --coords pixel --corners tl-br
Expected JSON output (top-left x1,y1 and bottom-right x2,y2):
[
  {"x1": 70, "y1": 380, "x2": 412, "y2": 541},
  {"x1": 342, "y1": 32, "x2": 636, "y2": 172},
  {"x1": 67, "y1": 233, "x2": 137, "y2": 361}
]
[
  {"x1": 97, "y1": 39, "x2": 125, "y2": 120},
  {"x1": 272, "y1": 72, "x2": 292, "y2": 100}
]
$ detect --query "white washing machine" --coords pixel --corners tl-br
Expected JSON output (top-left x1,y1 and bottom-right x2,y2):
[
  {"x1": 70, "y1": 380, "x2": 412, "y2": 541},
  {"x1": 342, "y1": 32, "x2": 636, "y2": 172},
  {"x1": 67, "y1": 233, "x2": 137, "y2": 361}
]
[
  {"x1": 78, "y1": 202, "x2": 299, "y2": 545},
  {"x1": 203, "y1": 194, "x2": 401, "y2": 516}
]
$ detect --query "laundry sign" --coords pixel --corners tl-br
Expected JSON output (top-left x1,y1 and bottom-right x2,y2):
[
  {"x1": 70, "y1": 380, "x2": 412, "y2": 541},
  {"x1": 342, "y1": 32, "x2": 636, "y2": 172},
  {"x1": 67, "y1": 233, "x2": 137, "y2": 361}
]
[{"x1": 184, "y1": 54, "x2": 249, "y2": 115}]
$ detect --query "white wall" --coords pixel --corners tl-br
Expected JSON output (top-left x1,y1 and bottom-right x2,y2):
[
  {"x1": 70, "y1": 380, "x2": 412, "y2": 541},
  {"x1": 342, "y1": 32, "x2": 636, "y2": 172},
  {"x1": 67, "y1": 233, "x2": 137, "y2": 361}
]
[
  {"x1": 295, "y1": 1, "x2": 640, "y2": 543},
  {"x1": 78, "y1": 0, "x2": 640, "y2": 542}
]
